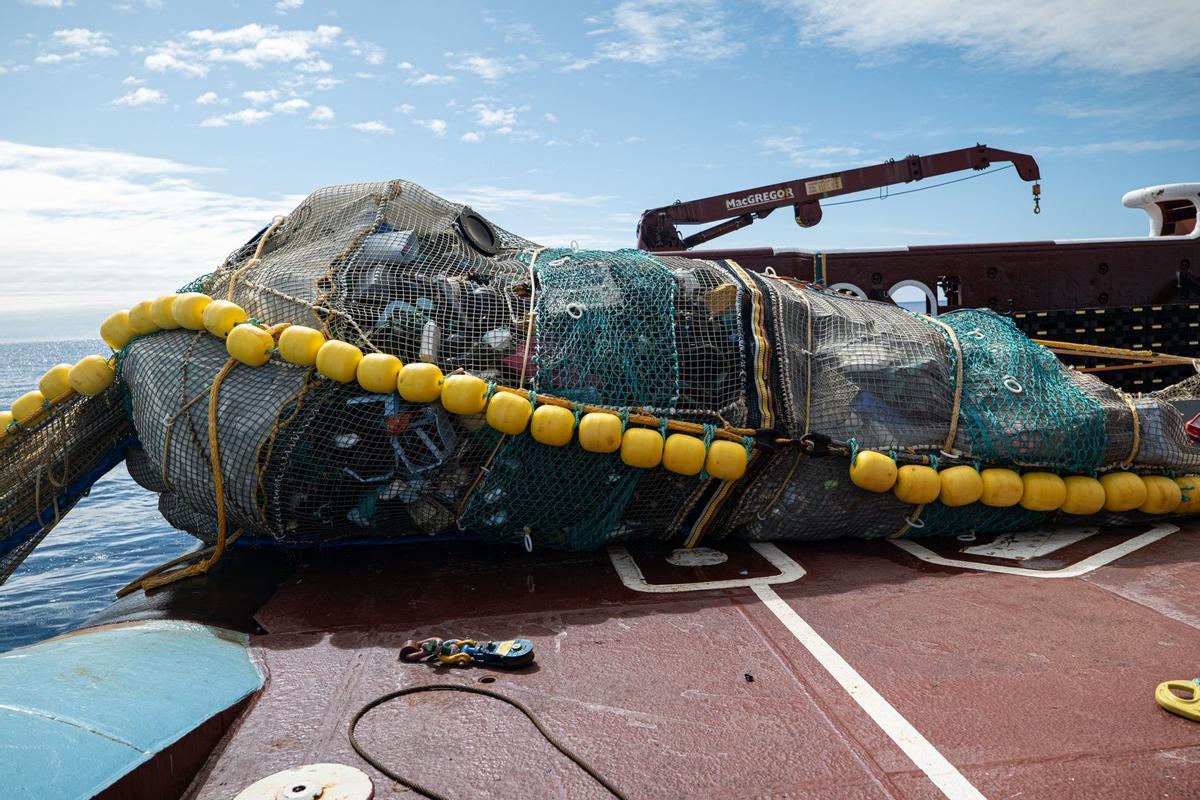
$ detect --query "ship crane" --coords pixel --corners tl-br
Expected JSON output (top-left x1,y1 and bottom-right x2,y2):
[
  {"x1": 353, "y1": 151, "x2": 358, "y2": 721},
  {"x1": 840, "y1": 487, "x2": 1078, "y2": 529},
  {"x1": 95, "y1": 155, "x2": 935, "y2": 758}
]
[{"x1": 636, "y1": 144, "x2": 1043, "y2": 252}]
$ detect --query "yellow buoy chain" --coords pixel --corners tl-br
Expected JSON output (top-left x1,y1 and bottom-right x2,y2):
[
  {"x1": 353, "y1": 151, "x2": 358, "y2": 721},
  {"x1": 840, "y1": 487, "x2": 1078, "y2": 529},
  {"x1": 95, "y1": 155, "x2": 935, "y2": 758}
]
[{"x1": 14, "y1": 286, "x2": 1197, "y2": 571}]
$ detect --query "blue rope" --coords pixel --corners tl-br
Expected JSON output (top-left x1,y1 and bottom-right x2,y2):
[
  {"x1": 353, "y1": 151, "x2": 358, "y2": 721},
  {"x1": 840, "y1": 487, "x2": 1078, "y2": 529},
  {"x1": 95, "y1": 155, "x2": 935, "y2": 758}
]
[
  {"x1": 618, "y1": 409, "x2": 630, "y2": 433},
  {"x1": 847, "y1": 437, "x2": 860, "y2": 466},
  {"x1": 742, "y1": 435, "x2": 754, "y2": 462},
  {"x1": 928, "y1": 453, "x2": 939, "y2": 471},
  {"x1": 658, "y1": 415, "x2": 669, "y2": 438}
]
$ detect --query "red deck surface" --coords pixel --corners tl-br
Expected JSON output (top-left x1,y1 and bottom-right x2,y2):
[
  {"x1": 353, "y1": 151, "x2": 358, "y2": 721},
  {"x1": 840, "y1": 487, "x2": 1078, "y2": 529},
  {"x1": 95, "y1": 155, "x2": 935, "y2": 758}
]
[{"x1": 186, "y1": 522, "x2": 1200, "y2": 799}]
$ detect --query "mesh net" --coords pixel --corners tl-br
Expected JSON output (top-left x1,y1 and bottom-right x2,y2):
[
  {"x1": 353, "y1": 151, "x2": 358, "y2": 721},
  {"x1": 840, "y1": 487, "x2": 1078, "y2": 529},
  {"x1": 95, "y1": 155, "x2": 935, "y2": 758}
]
[{"x1": 8, "y1": 178, "x2": 1200, "y2": 560}]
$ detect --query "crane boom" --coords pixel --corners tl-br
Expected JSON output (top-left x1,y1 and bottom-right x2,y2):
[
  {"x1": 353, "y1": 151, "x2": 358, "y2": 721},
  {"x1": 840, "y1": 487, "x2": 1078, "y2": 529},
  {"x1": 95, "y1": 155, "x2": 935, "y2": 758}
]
[{"x1": 636, "y1": 144, "x2": 1042, "y2": 251}]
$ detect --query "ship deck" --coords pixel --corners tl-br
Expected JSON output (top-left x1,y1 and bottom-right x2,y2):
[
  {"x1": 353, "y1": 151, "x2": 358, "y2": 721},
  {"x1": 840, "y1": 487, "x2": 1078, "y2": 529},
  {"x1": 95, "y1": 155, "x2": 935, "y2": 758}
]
[{"x1": 182, "y1": 521, "x2": 1200, "y2": 799}]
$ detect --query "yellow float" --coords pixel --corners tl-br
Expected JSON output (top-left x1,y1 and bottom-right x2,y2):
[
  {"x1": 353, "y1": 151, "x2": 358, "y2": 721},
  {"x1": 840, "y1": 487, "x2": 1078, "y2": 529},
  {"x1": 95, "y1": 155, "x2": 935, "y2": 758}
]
[
  {"x1": 356, "y1": 353, "x2": 402, "y2": 394},
  {"x1": 68, "y1": 355, "x2": 116, "y2": 397},
  {"x1": 939, "y1": 465, "x2": 983, "y2": 507},
  {"x1": 1061, "y1": 476, "x2": 1106, "y2": 515},
  {"x1": 1140, "y1": 475, "x2": 1182, "y2": 515},
  {"x1": 277, "y1": 325, "x2": 325, "y2": 366},
  {"x1": 439, "y1": 373, "x2": 488, "y2": 415},
  {"x1": 1174, "y1": 475, "x2": 1200, "y2": 515},
  {"x1": 578, "y1": 412, "x2": 622, "y2": 454},
  {"x1": 486, "y1": 391, "x2": 532, "y2": 435},
  {"x1": 621, "y1": 428, "x2": 664, "y2": 469},
  {"x1": 0, "y1": 410, "x2": 11, "y2": 443},
  {"x1": 172, "y1": 293, "x2": 214, "y2": 330},
  {"x1": 202, "y1": 300, "x2": 248, "y2": 339},
  {"x1": 1099, "y1": 471, "x2": 1147, "y2": 512},
  {"x1": 12, "y1": 390, "x2": 47, "y2": 427},
  {"x1": 38, "y1": 364, "x2": 74, "y2": 405},
  {"x1": 849, "y1": 450, "x2": 897, "y2": 493},
  {"x1": 979, "y1": 468, "x2": 1023, "y2": 507},
  {"x1": 705, "y1": 439, "x2": 747, "y2": 481},
  {"x1": 530, "y1": 405, "x2": 575, "y2": 447},
  {"x1": 662, "y1": 434, "x2": 707, "y2": 476},
  {"x1": 100, "y1": 310, "x2": 136, "y2": 351},
  {"x1": 225, "y1": 325, "x2": 275, "y2": 367},
  {"x1": 127, "y1": 300, "x2": 160, "y2": 336},
  {"x1": 149, "y1": 295, "x2": 180, "y2": 329},
  {"x1": 315, "y1": 340, "x2": 364, "y2": 384},
  {"x1": 893, "y1": 464, "x2": 941, "y2": 505},
  {"x1": 1019, "y1": 472, "x2": 1066, "y2": 511},
  {"x1": 397, "y1": 363, "x2": 444, "y2": 403}
]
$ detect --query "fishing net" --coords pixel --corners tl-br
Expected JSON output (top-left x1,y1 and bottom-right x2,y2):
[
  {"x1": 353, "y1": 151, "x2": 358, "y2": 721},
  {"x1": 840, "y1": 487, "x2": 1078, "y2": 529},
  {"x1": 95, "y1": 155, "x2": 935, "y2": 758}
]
[{"x1": 7, "y1": 178, "x2": 1200, "y2": 564}]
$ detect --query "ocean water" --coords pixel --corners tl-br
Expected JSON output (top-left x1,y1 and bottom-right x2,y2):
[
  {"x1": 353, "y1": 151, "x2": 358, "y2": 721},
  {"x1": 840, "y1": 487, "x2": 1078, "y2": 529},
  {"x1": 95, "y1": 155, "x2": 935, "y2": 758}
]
[{"x1": 0, "y1": 340, "x2": 196, "y2": 652}]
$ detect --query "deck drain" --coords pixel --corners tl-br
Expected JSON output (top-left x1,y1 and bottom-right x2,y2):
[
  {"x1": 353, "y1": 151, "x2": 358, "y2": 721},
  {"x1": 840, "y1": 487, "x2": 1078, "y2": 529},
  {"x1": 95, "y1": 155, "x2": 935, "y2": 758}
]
[
  {"x1": 233, "y1": 763, "x2": 373, "y2": 800},
  {"x1": 666, "y1": 547, "x2": 728, "y2": 567}
]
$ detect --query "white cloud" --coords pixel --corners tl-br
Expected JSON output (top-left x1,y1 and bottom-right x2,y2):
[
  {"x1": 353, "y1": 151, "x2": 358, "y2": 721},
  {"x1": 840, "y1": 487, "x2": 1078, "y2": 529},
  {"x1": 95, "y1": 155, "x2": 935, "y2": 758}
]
[
  {"x1": 408, "y1": 72, "x2": 456, "y2": 86},
  {"x1": 308, "y1": 105, "x2": 335, "y2": 122},
  {"x1": 397, "y1": 61, "x2": 414, "y2": 70},
  {"x1": 761, "y1": 135, "x2": 868, "y2": 169},
  {"x1": 273, "y1": 98, "x2": 310, "y2": 113},
  {"x1": 771, "y1": 0, "x2": 1200, "y2": 76},
  {"x1": 143, "y1": 23, "x2": 343, "y2": 80},
  {"x1": 201, "y1": 108, "x2": 272, "y2": 127},
  {"x1": 414, "y1": 119, "x2": 447, "y2": 137},
  {"x1": 186, "y1": 24, "x2": 341, "y2": 67},
  {"x1": 448, "y1": 54, "x2": 517, "y2": 81},
  {"x1": 351, "y1": 120, "x2": 394, "y2": 135},
  {"x1": 472, "y1": 102, "x2": 519, "y2": 130},
  {"x1": 569, "y1": 0, "x2": 739, "y2": 69},
  {"x1": 346, "y1": 38, "x2": 385, "y2": 65},
  {"x1": 36, "y1": 28, "x2": 117, "y2": 64},
  {"x1": 461, "y1": 131, "x2": 484, "y2": 143},
  {"x1": 275, "y1": 0, "x2": 303, "y2": 13},
  {"x1": 121, "y1": 75, "x2": 143, "y2": 85},
  {"x1": 544, "y1": 112, "x2": 557, "y2": 123},
  {"x1": 0, "y1": 139, "x2": 300, "y2": 339},
  {"x1": 439, "y1": 185, "x2": 612, "y2": 213},
  {"x1": 242, "y1": 89, "x2": 280, "y2": 104},
  {"x1": 112, "y1": 87, "x2": 165, "y2": 107},
  {"x1": 23, "y1": 0, "x2": 69, "y2": 6},
  {"x1": 194, "y1": 91, "x2": 221, "y2": 104},
  {"x1": 145, "y1": 50, "x2": 208, "y2": 78},
  {"x1": 396, "y1": 103, "x2": 415, "y2": 115}
]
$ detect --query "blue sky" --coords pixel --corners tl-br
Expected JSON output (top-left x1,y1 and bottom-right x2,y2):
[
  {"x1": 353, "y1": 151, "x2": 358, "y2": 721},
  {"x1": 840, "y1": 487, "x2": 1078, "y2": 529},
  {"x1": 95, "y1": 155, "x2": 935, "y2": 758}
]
[{"x1": 1, "y1": 0, "x2": 1197, "y2": 340}]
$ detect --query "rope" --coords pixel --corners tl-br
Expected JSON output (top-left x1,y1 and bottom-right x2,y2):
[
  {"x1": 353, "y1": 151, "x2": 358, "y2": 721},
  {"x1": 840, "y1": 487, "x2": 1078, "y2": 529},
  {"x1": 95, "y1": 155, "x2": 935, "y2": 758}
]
[
  {"x1": 226, "y1": 216, "x2": 285, "y2": 301},
  {"x1": 1122, "y1": 393, "x2": 1142, "y2": 468},
  {"x1": 518, "y1": 246, "x2": 545, "y2": 389},
  {"x1": 116, "y1": 322, "x2": 286, "y2": 596},
  {"x1": 348, "y1": 683, "x2": 629, "y2": 800},
  {"x1": 918, "y1": 314, "x2": 964, "y2": 451}
]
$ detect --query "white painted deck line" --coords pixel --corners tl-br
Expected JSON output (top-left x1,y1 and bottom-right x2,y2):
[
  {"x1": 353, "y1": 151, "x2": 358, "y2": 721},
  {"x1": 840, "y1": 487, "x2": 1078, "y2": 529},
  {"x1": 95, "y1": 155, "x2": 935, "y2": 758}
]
[
  {"x1": 891, "y1": 523, "x2": 1178, "y2": 578},
  {"x1": 608, "y1": 543, "x2": 983, "y2": 799},
  {"x1": 753, "y1": 583, "x2": 988, "y2": 800},
  {"x1": 606, "y1": 541, "x2": 805, "y2": 593}
]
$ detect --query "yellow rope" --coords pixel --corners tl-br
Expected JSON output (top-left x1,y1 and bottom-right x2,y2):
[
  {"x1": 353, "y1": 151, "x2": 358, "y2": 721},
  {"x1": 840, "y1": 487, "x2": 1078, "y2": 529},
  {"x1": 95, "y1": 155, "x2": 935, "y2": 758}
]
[
  {"x1": 1121, "y1": 393, "x2": 1142, "y2": 468},
  {"x1": 226, "y1": 216, "x2": 285, "y2": 301},
  {"x1": 919, "y1": 314, "x2": 964, "y2": 451}
]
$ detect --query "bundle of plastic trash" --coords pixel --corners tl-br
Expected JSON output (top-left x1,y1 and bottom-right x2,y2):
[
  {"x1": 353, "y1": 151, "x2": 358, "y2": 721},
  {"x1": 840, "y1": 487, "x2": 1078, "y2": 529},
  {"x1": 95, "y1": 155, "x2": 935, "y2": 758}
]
[{"x1": 4, "y1": 178, "x2": 1200, "y2": 578}]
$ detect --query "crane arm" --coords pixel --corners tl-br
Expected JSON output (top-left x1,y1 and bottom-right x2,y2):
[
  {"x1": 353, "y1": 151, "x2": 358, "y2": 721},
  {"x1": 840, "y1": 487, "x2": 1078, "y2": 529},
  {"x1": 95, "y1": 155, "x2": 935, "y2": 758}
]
[{"x1": 636, "y1": 144, "x2": 1042, "y2": 251}]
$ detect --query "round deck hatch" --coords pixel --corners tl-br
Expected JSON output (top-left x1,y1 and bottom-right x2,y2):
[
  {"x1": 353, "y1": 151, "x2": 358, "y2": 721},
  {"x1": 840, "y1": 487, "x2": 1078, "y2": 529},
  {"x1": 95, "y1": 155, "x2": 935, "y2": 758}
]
[{"x1": 234, "y1": 763, "x2": 373, "y2": 800}]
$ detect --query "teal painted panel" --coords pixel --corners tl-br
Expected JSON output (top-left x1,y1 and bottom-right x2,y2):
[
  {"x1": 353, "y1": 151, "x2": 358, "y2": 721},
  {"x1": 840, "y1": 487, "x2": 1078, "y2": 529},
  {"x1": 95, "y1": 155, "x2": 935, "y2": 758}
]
[
  {"x1": 0, "y1": 707, "x2": 144, "y2": 799},
  {"x1": 0, "y1": 621, "x2": 263, "y2": 799}
]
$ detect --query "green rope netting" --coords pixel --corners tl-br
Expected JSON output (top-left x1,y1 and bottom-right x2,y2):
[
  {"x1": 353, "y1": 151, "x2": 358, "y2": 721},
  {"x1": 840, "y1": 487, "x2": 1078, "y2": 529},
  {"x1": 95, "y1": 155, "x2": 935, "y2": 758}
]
[
  {"x1": 940, "y1": 309, "x2": 1107, "y2": 473},
  {"x1": 461, "y1": 249, "x2": 680, "y2": 550},
  {"x1": 906, "y1": 501, "x2": 1051, "y2": 539}
]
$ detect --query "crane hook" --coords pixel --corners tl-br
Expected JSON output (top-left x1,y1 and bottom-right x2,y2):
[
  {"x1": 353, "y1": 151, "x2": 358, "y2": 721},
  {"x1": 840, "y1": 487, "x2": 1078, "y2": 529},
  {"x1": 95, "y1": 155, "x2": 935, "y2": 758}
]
[{"x1": 1032, "y1": 182, "x2": 1042, "y2": 215}]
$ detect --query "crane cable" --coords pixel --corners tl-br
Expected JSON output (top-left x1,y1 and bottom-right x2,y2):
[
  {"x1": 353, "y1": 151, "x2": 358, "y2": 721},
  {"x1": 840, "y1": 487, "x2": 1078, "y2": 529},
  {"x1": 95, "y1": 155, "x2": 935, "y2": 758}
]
[{"x1": 823, "y1": 163, "x2": 1017, "y2": 207}]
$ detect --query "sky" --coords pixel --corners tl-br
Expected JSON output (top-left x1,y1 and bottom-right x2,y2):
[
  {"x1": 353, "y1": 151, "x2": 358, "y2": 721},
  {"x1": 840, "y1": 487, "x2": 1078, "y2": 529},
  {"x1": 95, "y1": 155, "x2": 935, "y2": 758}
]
[{"x1": 0, "y1": 0, "x2": 1198, "y2": 340}]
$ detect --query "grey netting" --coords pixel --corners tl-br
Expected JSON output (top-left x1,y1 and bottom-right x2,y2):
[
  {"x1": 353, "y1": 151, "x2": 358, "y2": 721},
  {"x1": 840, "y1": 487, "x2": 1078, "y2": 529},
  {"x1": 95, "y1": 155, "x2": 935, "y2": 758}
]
[
  {"x1": 0, "y1": 385, "x2": 131, "y2": 580},
  {"x1": 9, "y1": 178, "x2": 1197, "y2": 559}
]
